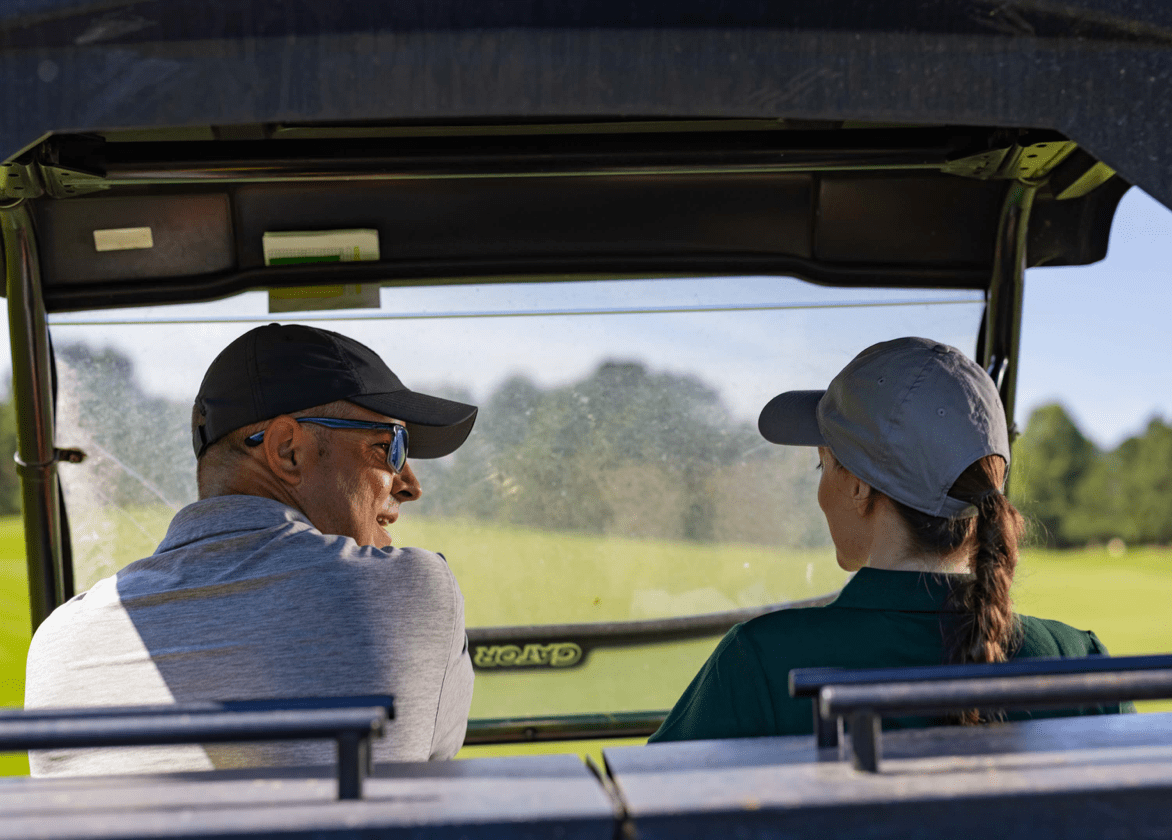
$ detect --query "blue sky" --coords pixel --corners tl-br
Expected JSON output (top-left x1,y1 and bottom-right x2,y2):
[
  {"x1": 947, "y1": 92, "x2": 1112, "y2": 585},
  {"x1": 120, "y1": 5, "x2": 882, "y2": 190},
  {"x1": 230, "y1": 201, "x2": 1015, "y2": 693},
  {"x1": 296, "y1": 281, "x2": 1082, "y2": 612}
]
[{"x1": 1016, "y1": 189, "x2": 1172, "y2": 448}]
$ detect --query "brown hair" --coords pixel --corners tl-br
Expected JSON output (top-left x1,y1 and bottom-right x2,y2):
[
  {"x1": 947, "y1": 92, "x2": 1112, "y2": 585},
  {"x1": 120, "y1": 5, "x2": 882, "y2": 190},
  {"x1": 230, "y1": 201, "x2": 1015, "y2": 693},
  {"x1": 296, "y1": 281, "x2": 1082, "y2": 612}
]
[{"x1": 883, "y1": 455, "x2": 1025, "y2": 723}]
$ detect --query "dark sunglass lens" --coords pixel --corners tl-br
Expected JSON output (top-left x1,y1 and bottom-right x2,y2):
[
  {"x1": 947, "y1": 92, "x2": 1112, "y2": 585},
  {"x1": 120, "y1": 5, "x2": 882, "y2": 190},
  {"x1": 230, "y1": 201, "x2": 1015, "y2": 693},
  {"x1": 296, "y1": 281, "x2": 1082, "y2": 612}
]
[{"x1": 390, "y1": 427, "x2": 408, "y2": 472}]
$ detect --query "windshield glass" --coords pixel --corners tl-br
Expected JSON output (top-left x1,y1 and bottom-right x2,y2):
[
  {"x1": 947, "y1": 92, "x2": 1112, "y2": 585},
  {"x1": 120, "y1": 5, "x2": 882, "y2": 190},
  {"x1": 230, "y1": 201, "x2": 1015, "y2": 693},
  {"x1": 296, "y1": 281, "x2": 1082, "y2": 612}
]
[{"x1": 49, "y1": 276, "x2": 984, "y2": 720}]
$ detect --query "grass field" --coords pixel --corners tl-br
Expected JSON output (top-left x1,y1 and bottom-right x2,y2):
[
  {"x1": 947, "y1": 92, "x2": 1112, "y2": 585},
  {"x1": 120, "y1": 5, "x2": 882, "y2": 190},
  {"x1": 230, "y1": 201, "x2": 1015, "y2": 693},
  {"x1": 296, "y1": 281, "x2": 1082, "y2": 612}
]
[
  {"x1": 0, "y1": 517, "x2": 30, "y2": 775},
  {"x1": 4, "y1": 514, "x2": 1172, "y2": 776}
]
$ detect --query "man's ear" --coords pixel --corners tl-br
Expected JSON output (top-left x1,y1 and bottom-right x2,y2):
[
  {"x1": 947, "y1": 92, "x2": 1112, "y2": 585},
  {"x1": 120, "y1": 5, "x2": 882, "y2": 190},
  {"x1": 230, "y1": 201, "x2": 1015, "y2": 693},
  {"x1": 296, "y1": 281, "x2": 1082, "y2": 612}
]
[{"x1": 258, "y1": 415, "x2": 309, "y2": 486}]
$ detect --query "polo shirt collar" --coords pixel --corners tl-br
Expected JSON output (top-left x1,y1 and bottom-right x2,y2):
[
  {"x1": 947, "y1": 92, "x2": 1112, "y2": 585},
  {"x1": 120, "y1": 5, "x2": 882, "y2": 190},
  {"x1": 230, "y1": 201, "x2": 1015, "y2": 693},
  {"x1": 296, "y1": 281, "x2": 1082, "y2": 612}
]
[
  {"x1": 155, "y1": 495, "x2": 314, "y2": 553},
  {"x1": 829, "y1": 567, "x2": 967, "y2": 613}
]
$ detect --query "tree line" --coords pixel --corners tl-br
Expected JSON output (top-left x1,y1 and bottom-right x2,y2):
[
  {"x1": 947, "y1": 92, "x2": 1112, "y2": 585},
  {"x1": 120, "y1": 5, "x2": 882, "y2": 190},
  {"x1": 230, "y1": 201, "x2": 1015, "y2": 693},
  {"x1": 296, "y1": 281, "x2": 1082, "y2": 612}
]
[
  {"x1": 1009, "y1": 403, "x2": 1172, "y2": 548},
  {"x1": 409, "y1": 360, "x2": 829, "y2": 548},
  {"x1": 0, "y1": 345, "x2": 831, "y2": 550},
  {"x1": 0, "y1": 345, "x2": 1166, "y2": 551},
  {"x1": 0, "y1": 343, "x2": 195, "y2": 520}
]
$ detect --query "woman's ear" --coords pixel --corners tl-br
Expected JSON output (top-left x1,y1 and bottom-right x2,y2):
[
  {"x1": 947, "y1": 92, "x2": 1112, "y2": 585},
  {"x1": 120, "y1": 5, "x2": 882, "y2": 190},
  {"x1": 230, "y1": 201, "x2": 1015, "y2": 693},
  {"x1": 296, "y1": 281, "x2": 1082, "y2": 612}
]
[
  {"x1": 259, "y1": 415, "x2": 307, "y2": 486},
  {"x1": 850, "y1": 474, "x2": 874, "y2": 516}
]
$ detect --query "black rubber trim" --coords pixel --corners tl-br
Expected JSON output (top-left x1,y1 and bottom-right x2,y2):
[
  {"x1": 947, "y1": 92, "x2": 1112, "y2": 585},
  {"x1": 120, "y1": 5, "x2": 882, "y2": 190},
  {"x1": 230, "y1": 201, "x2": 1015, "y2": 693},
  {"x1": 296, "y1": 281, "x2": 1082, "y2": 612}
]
[{"x1": 39, "y1": 257, "x2": 990, "y2": 313}]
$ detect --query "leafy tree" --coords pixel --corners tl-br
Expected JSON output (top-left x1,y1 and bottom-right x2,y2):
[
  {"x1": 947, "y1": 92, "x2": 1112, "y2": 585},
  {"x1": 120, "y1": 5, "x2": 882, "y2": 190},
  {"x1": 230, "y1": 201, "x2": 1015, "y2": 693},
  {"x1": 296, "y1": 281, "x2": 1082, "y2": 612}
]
[
  {"x1": 1012, "y1": 405, "x2": 1172, "y2": 547},
  {"x1": 410, "y1": 359, "x2": 829, "y2": 547},
  {"x1": 1109, "y1": 419, "x2": 1172, "y2": 544},
  {"x1": 53, "y1": 343, "x2": 195, "y2": 511},
  {"x1": 1067, "y1": 454, "x2": 1123, "y2": 545},
  {"x1": 410, "y1": 379, "x2": 522, "y2": 522},
  {"x1": 0, "y1": 344, "x2": 196, "y2": 521},
  {"x1": 1009, "y1": 403, "x2": 1097, "y2": 546},
  {"x1": 1054, "y1": 416, "x2": 1172, "y2": 546}
]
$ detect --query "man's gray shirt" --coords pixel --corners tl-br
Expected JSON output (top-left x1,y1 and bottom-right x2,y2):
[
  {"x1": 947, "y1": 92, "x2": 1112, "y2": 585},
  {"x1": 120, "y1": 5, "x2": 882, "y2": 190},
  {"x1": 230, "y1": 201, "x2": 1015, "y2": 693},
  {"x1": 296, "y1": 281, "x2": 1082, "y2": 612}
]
[{"x1": 24, "y1": 496, "x2": 474, "y2": 776}]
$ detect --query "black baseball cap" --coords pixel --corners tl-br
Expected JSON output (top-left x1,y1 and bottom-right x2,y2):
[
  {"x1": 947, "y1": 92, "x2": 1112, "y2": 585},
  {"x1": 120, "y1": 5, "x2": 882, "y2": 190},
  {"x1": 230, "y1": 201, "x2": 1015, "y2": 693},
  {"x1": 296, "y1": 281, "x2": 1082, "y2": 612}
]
[{"x1": 192, "y1": 324, "x2": 478, "y2": 459}]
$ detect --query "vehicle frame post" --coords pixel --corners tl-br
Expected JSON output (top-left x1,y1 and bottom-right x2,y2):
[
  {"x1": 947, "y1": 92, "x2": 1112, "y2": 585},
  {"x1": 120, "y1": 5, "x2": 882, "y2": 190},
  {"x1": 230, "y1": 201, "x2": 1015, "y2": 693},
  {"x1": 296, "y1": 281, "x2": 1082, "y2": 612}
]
[
  {"x1": 812, "y1": 704, "x2": 837, "y2": 750},
  {"x1": 981, "y1": 180, "x2": 1038, "y2": 439},
  {"x1": 2, "y1": 203, "x2": 66, "y2": 629},
  {"x1": 848, "y1": 711, "x2": 880, "y2": 773},
  {"x1": 336, "y1": 731, "x2": 367, "y2": 800}
]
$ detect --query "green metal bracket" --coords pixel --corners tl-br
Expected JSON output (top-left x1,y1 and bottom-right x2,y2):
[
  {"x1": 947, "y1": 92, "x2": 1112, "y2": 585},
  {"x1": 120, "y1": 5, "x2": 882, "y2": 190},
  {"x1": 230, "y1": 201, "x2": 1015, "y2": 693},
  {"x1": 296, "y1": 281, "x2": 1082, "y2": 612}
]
[
  {"x1": 1055, "y1": 161, "x2": 1117, "y2": 200},
  {"x1": 1, "y1": 161, "x2": 43, "y2": 201},
  {"x1": 943, "y1": 141, "x2": 1078, "y2": 184}
]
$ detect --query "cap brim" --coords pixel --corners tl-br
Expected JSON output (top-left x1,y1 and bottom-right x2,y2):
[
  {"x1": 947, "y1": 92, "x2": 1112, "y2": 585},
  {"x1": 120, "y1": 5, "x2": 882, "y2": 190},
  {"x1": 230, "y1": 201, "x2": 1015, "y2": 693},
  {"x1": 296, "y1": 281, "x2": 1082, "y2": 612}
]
[
  {"x1": 758, "y1": 390, "x2": 827, "y2": 446},
  {"x1": 350, "y1": 390, "x2": 478, "y2": 459}
]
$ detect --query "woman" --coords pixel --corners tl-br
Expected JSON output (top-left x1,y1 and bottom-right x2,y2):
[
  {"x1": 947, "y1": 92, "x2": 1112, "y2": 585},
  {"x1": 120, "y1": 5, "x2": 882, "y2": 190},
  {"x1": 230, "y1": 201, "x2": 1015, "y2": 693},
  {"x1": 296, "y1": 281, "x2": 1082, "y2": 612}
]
[{"x1": 650, "y1": 337, "x2": 1130, "y2": 742}]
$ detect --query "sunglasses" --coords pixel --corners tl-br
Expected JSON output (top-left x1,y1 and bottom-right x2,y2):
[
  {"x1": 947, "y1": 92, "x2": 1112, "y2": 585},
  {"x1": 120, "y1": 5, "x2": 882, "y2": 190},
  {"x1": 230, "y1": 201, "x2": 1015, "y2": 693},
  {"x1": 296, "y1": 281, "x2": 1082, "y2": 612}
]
[{"x1": 245, "y1": 417, "x2": 409, "y2": 473}]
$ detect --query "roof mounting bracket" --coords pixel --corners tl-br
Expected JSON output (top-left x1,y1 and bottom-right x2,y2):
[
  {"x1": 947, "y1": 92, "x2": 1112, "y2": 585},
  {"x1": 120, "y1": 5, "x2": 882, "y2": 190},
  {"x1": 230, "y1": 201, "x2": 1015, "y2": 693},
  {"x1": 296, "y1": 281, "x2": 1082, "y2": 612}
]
[
  {"x1": 1, "y1": 159, "x2": 43, "y2": 202},
  {"x1": 1001, "y1": 141, "x2": 1078, "y2": 183},
  {"x1": 37, "y1": 135, "x2": 109, "y2": 198},
  {"x1": 942, "y1": 141, "x2": 1077, "y2": 184}
]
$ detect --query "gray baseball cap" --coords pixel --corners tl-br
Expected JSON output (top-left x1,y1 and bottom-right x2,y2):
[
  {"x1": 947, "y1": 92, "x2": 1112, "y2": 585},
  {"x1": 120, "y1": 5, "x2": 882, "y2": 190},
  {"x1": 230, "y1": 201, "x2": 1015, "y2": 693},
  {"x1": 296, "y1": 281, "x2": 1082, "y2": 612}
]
[
  {"x1": 192, "y1": 324, "x2": 478, "y2": 458},
  {"x1": 757, "y1": 337, "x2": 1010, "y2": 518}
]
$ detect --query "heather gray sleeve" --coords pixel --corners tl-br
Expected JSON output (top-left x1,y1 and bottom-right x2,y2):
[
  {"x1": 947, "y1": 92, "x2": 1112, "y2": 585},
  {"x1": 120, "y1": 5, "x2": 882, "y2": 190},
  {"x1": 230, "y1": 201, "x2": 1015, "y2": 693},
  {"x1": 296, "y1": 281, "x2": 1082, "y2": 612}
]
[{"x1": 428, "y1": 568, "x2": 474, "y2": 759}]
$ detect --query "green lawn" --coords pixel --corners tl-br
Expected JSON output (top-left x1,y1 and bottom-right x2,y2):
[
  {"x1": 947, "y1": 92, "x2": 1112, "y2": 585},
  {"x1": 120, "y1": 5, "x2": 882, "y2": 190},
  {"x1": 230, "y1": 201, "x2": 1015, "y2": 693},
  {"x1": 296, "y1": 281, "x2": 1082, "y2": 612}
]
[
  {"x1": 0, "y1": 516, "x2": 29, "y2": 775},
  {"x1": 3, "y1": 513, "x2": 1171, "y2": 776},
  {"x1": 1011, "y1": 543, "x2": 1172, "y2": 715}
]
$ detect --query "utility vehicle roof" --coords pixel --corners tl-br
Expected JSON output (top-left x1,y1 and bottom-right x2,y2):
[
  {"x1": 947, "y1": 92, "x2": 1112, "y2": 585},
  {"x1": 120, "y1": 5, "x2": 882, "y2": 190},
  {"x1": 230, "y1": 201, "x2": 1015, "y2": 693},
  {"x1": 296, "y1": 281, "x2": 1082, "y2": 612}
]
[{"x1": 3, "y1": 1, "x2": 1170, "y2": 310}]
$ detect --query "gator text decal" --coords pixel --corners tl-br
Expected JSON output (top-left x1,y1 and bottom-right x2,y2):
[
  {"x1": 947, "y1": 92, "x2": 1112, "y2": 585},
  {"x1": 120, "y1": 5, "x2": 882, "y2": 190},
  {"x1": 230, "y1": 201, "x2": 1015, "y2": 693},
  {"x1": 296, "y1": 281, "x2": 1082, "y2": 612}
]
[{"x1": 472, "y1": 642, "x2": 584, "y2": 669}]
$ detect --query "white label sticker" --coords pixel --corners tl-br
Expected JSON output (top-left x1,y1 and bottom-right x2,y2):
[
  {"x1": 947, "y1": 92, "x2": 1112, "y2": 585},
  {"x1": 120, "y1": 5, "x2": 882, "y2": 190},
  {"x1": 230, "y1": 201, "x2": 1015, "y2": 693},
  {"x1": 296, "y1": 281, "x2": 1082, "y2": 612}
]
[
  {"x1": 93, "y1": 227, "x2": 154, "y2": 252},
  {"x1": 262, "y1": 229, "x2": 380, "y2": 265}
]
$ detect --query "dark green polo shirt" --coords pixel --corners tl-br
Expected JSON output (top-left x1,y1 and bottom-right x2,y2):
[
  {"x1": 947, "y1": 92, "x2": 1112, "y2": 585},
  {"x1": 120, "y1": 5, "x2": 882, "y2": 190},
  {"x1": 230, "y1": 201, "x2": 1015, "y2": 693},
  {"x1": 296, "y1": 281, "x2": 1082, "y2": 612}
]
[{"x1": 650, "y1": 567, "x2": 1133, "y2": 743}]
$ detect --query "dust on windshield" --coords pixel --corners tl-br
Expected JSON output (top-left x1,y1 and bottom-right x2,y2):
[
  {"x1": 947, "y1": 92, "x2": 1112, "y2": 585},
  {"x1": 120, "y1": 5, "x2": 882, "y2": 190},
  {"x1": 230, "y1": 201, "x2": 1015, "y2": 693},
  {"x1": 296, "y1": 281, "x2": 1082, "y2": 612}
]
[{"x1": 49, "y1": 275, "x2": 984, "y2": 717}]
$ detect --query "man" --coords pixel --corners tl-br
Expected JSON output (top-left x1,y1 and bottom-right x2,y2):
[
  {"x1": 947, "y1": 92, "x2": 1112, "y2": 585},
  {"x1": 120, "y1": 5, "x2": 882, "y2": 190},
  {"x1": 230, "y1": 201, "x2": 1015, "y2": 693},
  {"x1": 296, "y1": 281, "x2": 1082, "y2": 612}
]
[{"x1": 25, "y1": 324, "x2": 478, "y2": 775}]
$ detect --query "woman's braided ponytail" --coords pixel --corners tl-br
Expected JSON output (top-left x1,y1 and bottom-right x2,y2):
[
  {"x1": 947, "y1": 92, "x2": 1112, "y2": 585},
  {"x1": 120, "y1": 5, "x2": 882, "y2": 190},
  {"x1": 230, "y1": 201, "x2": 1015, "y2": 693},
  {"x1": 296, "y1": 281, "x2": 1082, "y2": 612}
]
[
  {"x1": 950, "y1": 488, "x2": 1021, "y2": 665},
  {"x1": 885, "y1": 455, "x2": 1025, "y2": 723}
]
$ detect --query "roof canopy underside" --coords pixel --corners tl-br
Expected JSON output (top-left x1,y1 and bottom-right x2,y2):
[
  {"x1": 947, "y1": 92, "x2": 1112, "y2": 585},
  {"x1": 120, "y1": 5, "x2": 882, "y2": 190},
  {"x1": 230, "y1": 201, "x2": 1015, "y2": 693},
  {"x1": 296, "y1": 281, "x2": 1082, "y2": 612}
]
[
  {"x1": 0, "y1": 1, "x2": 1162, "y2": 306},
  {"x1": 4, "y1": 0, "x2": 1169, "y2": 200}
]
